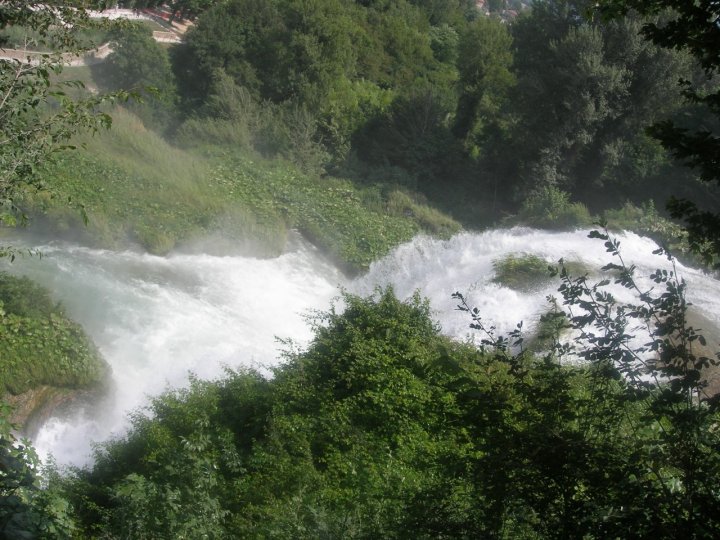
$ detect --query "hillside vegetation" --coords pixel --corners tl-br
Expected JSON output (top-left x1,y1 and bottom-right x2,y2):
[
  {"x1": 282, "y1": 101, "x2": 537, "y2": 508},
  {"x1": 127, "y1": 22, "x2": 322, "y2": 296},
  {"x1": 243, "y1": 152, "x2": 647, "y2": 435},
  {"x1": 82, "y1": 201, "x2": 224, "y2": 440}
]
[
  {"x1": 2, "y1": 1, "x2": 720, "y2": 538},
  {"x1": 26, "y1": 107, "x2": 459, "y2": 272},
  {"x1": 43, "y1": 287, "x2": 720, "y2": 538}
]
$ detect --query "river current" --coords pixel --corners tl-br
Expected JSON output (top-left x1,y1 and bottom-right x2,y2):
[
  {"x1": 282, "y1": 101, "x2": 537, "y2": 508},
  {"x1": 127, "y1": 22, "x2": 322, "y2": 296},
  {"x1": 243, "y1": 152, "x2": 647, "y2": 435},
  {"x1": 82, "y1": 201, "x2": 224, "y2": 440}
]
[{"x1": 2, "y1": 228, "x2": 719, "y2": 466}]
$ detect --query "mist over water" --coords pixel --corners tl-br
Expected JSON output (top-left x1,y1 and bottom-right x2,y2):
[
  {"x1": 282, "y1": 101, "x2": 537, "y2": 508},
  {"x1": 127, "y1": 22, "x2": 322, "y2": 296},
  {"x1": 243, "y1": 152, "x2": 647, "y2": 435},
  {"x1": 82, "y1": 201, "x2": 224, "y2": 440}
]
[
  {"x1": 2, "y1": 233, "x2": 345, "y2": 465},
  {"x1": 354, "y1": 228, "x2": 720, "y2": 340},
  {"x1": 3, "y1": 228, "x2": 720, "y2": 467}
]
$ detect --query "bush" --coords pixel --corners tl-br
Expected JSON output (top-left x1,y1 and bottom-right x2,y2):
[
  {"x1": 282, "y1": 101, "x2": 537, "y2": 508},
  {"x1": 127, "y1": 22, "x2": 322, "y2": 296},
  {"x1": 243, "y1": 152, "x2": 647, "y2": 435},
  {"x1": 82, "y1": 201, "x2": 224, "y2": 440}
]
[
  {"x1": 385, "y1": 190, "x2": 461, "y2": 238},
  {"x1": 174, "y1": 117, "x2": 254, "y2": 150},
  {"x1": 0, "y1": 273, "x2": 105, "y2": 395},
  {"x1": 604, "y1": 200, "x2": 689, "y2": 253},
  {"x1": 175, "y1": 72, "x2": 260, "y2": 151},
  {"x1": 515, "y1": 185, "x2": 592, "y2": 229},
  {"x1": 492, "y1": 253, "x2": 553, "y2": 290}
]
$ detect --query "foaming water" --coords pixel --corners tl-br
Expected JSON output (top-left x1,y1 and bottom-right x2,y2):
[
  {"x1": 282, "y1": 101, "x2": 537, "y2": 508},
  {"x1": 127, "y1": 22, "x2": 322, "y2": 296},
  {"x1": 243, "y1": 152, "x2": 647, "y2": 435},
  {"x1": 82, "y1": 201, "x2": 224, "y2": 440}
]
[
  {"x1": 3, "y1": 228, "x2": 720, "y2": 467},
  {"x1": 352, "y1": 228, "x2": 720, "y2": 341},
  {"x1": 2, "y1": 234, "x2": 345, "y2": 466}
]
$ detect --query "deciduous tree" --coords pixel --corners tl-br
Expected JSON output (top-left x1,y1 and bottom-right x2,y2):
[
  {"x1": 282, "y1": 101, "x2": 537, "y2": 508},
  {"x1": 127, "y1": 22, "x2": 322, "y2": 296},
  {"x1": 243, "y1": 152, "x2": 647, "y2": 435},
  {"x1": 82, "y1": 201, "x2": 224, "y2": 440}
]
[{"x1": 599, "y1": 0, "x2": 720, "y2": 267}]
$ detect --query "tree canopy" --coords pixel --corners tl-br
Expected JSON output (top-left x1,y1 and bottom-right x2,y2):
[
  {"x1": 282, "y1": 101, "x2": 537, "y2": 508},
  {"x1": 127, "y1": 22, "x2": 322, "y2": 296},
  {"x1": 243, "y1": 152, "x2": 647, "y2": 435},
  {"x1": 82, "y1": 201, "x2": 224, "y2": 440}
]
[{"x1": 599, "y1": 0, "x2": 720, "y2": 266}]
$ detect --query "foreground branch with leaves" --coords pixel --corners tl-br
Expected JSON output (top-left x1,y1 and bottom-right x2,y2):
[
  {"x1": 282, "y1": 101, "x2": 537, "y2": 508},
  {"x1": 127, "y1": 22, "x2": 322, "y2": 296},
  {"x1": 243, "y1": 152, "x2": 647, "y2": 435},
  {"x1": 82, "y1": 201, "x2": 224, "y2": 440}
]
[
  {"x1": 0, "y1": 0, "x2": 126, "y2": 224},
  {"x1": 1, "y1": 2, "x2": 125, "y2": 538},
  {"x1": 455, "y1": 226, "x2": 720, "y2": 537}
]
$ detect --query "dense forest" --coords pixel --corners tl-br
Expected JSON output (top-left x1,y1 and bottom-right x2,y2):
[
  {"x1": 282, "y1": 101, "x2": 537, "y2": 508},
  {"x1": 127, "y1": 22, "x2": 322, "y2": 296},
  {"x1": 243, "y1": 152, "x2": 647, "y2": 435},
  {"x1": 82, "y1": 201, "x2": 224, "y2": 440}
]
[
  {"x1": 113, "y1": 0, "x2": 720, "y2": 230},
  {"x1": 2, "y1": 0, "x2": 720, "y2": 538}
]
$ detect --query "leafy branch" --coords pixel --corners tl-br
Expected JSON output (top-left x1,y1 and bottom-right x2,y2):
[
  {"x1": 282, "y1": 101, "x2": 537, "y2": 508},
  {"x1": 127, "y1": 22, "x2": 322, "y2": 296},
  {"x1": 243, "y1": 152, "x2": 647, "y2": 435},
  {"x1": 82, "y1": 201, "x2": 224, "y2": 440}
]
[{"x1": 455, "y1": 226, "x2": 720, "y2": 536}]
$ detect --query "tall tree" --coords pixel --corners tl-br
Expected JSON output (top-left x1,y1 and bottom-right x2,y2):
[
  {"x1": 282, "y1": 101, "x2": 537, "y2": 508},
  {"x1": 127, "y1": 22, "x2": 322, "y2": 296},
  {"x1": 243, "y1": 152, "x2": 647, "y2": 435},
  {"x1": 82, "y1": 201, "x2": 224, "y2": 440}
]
[
  {"x1": 102, "y1": 22, "x2": 177, "y2": 128},
  {"x1": 453, "y1": 15, "x2": 515, "y2": 156},
  {"x1": 178, "y1": 0, "x2": 357, "y2": 106},
  {"x1": 507, "y1": 0, "x2": 695, "y2": 209},
  {"x1": 600, "y1": 0, "x2": 720, "y2": 267}
]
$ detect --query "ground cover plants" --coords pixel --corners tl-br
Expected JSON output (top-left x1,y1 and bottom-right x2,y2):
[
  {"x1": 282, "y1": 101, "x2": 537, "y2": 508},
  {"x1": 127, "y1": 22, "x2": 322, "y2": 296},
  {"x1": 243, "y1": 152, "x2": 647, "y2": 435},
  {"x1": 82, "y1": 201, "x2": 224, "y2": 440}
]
[
  {"x1": 0, "y1": 272, "x2": 105, "y2": 397},
  {"x1": 25, "y1": 107, "x2": 460, "y2": 272}
]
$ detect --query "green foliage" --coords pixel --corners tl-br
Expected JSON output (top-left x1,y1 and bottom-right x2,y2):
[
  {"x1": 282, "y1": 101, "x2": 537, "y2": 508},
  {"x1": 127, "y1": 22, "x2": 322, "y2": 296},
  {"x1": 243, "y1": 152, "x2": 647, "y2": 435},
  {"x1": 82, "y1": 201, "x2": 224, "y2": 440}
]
[
  {"x1": 54, "y1": 291, "x2": 478, "y2": 537},
  {"x1": 178, "y1": 0, "x2": 357, "y2": 105},
  {"x1": 504, "y1": 1, "x2": 698, "y2": 213},
  {"x1": 319, "y1": 77, "x2": 394, "y2": 163},
  {"x1": 0, "y1": 24, "x2": 109, "y2": 52},
  {"x1": 0, "y1": 4, "x2": 123, "y2": 534},
  {"x1": 26, "y1": 107, "x2": 286, "y2": 256},
  {"x1": 0, "y1": 273, "x2": 55, "y2": 320},
  {"x1": 454, "y1": 228, "x2": 720, "y2": 536},
  {"x1": 104, "y1": 24, "x2": 174, "y2": 95},
  {"x1": 598, "y1": 0, "x2": 720, "y2": 268},
  {"x1": 28, "y1": 107, "x2": 459, "y2": 270},
  {"x1": 106, "y1": 0, "x2": 720, "y2": 239},
  {"x1": 429, "y1": 23, "x2": 459, "y2": 64},
  {"x1": 170, "y1": 0, "x2": 483, "y2": 199},
  {"x1": 54, "y1": 261, "x2": 720, "y2": 538},
  {"x1": 552, "y1": 228, "x2": 720, "y2": 536},
  {"x1": 0, "y1": 2, "x2": 126, "y2": 226},
  {"x1": 121, "y1": 0, "x2": 222, "y2": 21},
  {"x1": 604, "y1": 200, "x2": 689, "y2": 254},
  {"x1": 0, "y1": 273, "x2": 105, "y2": 396},
  {"x1": 1, "y1": 404, "x2": 78, "y2": 539},
  {"x1": 3, "y1": 2, "x2": 718, "y2": 537},
  {"x1": 492, "y1": 253, "x2": 553, "y2": 290},
  {"x1": 454, "y1": 16, "x2": 515, "y2": 154},
  {"x1": 94, "y1": 22, "x2": 178, "y2": 130},
  {"x1": 515, "y1": 185, "x2": 593, "y2": 229},
  {"x1": 354, "y1": 86, "x2": 463, "y2": 191},
  {"x1": 384, "y1": 190, "x2": 460, "y2": 238},
  {"x1": 530, "y1": 306, "x2": 571, "y2": 352},
  {"x1": 210, "y1": 156, "x2": 458, "y2": 271}
]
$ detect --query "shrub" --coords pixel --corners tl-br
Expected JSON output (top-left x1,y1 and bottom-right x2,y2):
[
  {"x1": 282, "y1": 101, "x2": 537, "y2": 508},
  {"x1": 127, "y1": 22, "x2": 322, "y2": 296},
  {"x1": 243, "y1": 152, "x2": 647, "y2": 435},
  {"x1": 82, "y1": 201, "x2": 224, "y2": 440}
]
[
  {"x1": 0, "y1": 273, "x2": 105, "y2": 395},
  {"x1": 385, "y1": 190, "x2": 461, "y2": 238},
  {"x1": 529, "y1": 307, "x2": 571, "y2": 352},
  {"x1": 515, "y1": 185, "x2": 592, "y2": 229},
  {"x1": 492, "y1": 253, "x2": 553, "y2": 290},
  {"x1": 604, "y1": 200, "x2": 689, "y2": 255}
]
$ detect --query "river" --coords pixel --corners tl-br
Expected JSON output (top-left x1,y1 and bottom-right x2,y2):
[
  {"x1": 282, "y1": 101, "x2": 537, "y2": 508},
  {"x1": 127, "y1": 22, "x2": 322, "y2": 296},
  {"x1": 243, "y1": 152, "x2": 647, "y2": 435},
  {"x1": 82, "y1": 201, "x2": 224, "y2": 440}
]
[{"x1": 2, "y1": 228, "x2": 719, "y2": 466}]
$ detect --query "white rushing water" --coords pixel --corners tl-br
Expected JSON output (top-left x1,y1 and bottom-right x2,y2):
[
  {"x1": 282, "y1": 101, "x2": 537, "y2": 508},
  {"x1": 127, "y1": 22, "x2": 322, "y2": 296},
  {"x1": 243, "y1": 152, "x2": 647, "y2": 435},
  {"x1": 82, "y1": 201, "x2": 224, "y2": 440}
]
[
  {"x1": 2, "y1": 233, "x2": 345, "y2": 465},
  {"x1": 354, "y1": 228, "x2": 720, "y2": 341},
  {"x1": 3, "y1": 228, "x2": 720, "y2": 466}
]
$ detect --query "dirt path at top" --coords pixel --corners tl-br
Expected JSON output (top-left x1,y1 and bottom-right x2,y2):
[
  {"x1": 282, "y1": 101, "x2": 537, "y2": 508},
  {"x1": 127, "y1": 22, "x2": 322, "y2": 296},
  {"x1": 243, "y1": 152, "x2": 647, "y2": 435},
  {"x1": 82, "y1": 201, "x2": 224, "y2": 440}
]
[{"x1": 1, "y1": 8, "x2": 188, "y2": 65}]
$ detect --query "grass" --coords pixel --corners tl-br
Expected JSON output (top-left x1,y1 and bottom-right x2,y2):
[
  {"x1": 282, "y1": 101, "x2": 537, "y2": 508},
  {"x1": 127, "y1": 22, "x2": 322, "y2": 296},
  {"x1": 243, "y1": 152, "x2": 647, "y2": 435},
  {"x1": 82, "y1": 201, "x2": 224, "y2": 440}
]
[
  {"x1": 25, "y1": 108, "x2": 287, "y2": 256},
  {"x1": 493, "y1": 253, "x2": 554, "y2": 291},
  {"x1": 0, "y1": 25, "x2": 109, "y2": 51},
  {"x1": 137, "y1": 19, "x2": 171, "y2": 32},
  {"x1": 209, "y1": 156, "x2": 452, "y2": 272},
  {"x1": 23, "y1": 108, "x2": 460, "y2": 272}
]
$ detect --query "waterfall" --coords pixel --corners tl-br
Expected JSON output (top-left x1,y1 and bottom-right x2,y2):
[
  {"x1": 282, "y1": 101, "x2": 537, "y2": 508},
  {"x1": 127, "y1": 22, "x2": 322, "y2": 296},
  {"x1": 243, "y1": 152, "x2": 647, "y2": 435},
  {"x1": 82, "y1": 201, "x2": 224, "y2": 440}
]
[
  {"x1": 353, "y1": 228, "x2": 720, "y2": 340},
  {"x1": 3, "y1": 233, "x2": 345, "y2": 465},
  {"x1": 3, "y1": 228, "x2": 719, "y2": 466}
]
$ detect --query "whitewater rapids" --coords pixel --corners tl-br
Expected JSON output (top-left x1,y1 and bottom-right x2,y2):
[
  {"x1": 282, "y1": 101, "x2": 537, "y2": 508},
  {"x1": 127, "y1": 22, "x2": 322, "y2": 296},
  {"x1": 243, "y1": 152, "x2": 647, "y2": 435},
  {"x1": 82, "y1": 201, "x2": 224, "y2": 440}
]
[{"x1": 2, "y1": 228, "x2": 719, "y2": 466}]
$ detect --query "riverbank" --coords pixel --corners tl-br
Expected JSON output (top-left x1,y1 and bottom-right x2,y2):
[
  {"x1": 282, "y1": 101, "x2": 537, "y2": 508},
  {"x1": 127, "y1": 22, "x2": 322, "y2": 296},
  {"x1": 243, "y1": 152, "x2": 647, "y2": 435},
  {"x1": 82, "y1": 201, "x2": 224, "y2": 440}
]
[
  {"x1": 21, "y1": 107, "x2": 460, "y2": 275},
  {"x1": 0, "y1": 273, "x2": 109, "y2": 434}
]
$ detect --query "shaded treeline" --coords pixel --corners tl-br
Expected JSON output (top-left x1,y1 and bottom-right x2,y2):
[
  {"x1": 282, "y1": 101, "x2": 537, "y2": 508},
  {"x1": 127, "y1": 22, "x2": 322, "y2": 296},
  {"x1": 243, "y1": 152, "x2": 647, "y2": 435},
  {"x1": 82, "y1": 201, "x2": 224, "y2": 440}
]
[{"x1": 107, "y1": 0, "x2": 718, "y2": 228}]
